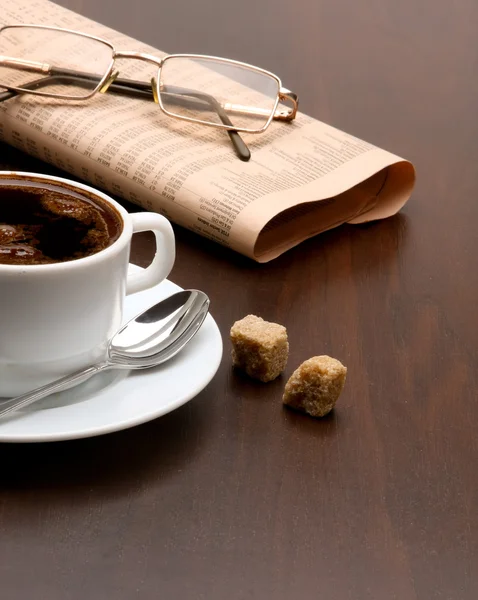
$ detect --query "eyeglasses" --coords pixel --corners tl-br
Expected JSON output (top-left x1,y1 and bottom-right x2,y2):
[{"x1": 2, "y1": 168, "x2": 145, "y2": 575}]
[{"x1": 0, "y1": 24, "x2": 299, "y2": 161}]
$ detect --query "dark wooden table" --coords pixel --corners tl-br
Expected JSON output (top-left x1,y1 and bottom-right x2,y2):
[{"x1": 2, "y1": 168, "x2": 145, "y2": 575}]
[{"x1": 1, "y1": 1, "x2": 477, "y2": 598}]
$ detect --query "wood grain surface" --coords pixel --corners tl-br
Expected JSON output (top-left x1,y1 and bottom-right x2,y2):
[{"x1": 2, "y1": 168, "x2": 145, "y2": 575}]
[{"x1": 1, "y1": 1, "x2": 477, "y2": 598}]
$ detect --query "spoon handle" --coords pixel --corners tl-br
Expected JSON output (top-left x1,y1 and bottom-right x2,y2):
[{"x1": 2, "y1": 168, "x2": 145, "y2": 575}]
[{"x1": 0, "y1": 363, "x2": 109, "y2": 419}]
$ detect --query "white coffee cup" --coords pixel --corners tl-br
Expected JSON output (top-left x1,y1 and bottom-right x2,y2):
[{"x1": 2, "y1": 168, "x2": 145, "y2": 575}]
[{"x1": 0, "y1": 171, "x2": 175, "y2": 397}]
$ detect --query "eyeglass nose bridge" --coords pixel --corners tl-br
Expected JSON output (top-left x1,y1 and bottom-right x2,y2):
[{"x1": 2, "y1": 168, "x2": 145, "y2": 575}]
[
  {"x1": 113, "y1": 50, "x2": 164, "y2": 68},
  {"x1": 99, "y1": 50, "x2": 164, "y2": 97}
]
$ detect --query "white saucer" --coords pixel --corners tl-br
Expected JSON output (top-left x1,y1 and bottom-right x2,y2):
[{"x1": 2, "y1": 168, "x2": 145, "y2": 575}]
[{"x1": 0, "y1": 266, "x2": 223, "y2": 443}]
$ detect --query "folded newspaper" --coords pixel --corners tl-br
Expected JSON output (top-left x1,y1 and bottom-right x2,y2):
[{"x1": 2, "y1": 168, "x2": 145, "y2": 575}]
[{"x1": 0, "y1": 0, "x2": 415, "y2": 262}]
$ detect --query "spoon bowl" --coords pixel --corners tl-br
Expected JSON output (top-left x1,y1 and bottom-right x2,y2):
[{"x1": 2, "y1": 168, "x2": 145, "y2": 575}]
[{"x1": 109, "y1": 290, "x2": 209, "y2": 366}]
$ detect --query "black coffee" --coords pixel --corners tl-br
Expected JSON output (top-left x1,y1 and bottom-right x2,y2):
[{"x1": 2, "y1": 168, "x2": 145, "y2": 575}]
[{"x1": 0, "y1": 180, "x2": 123, "y2": 265}]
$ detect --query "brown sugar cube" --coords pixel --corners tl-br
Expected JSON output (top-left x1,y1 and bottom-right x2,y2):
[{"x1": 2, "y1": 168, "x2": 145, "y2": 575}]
[
  {"x1": 283, "y1": 355, "x2": 347, "y2": 417},
  {"x1": 230, "y1": 314, "x2": 289, "y2": 382}
]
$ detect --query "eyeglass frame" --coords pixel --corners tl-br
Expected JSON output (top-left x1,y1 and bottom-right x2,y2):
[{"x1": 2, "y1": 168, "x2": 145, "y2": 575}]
[{"x1": 0, "y1": 24, "x2": 299, "y2": 161}]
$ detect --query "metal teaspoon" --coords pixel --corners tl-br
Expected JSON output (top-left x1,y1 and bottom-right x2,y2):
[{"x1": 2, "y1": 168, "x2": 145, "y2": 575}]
[{"x1": 0, "y1": 289, "x2": 210, "y2": 419}]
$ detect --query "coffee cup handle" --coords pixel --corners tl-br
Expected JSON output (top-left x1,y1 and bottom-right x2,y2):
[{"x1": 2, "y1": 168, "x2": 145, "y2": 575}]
[{"x1": 126, "y1": 213, "x2": 175, "y2": 295}]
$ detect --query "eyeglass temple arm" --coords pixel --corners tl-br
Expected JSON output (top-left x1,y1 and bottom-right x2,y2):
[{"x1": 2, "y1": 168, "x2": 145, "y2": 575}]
[
  {"x1": 222, "y1": 88, "x2": 298, "y2": 122},
  {"x1": 152, "y1": 80, "x2": 251, "y2": 162},
  {"x1": 114, "y1": 78, "x2": 298, "y2": 122},
  {"x1": 0, "y1": 62, "x2": 251, "y2": 161}
]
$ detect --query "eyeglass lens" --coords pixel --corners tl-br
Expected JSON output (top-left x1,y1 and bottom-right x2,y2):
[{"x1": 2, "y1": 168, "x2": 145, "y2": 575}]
[
  {"x1": 0, "y1": 26, "x2": 113, "y2": 98},
  {"x1": 159, "y1": 56, "x2": 279, "y2": 131}
]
